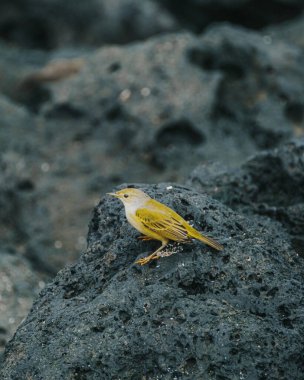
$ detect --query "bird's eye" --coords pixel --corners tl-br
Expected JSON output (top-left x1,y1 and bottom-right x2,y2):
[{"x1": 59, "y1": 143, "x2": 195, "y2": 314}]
[{"x1": 123, "y1": 194, "x2": 129, "y2": 198}]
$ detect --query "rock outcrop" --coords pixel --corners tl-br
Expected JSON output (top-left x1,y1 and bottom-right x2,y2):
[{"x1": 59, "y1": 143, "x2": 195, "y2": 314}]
[{"x1": 1, "y1": 181, "x2": 303, "y2": 379}]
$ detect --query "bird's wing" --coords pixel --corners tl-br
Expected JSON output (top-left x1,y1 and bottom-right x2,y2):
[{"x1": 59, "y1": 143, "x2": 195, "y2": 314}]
[{"x1": 135, "y1": 208, "x2": 189, "y2": 242}]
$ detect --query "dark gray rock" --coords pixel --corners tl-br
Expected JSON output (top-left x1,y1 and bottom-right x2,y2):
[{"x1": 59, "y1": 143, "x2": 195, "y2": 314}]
[
  {"x1": 264, "y1": 13, "x2": 304, "y2": 49},
  {"x1": 0, "y1": 0, "x2": 177, "y2": 49},
  {"x1": 1, "y1": 0, "x2": 303, "y2": 52},
  {"x1": 41, "y1": 32, "x2": 228, "y2": 177},
  {"x1": 188, "y1": 139, "x2": 304, "y2": 258},
  {"x1": 2, "y1": 26, "x2": 304, "y2": 189},
  {"x1": 0, "y1": 42, "x2": 48, "y2": 109},
  {"x1": 0, "y1": 93, "x2": 104, "y2": 273},
  {"x1": 0, "y1": 94, "x2": 65, "y2": 272},
  {"x1": 0, "y1": 95, "x2": 41, "y2": 156},
  {"x1": 190, "y1": 24, "x2": 304, "y2": 149},
  {"x1": 1, "y1": 183, "x2": 304, "y2": 379},
  {"x1": 0, "y1": 252, "x2": 43, "y2": 358},
  {"x1": 0, "y1": 42, "x2": 88, "y2": 111},
  {"x1": 0, "y1": 97, "x2": 45, "y2": 259},
  {"x1": 157, "y1": 0, "x2": 304, "y2": 31},
  {"x1": 41, "y1": 26, "x2": 304, "y2": 181}
]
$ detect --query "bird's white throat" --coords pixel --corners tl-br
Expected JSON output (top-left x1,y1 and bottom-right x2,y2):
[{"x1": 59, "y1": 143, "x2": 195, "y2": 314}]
[{"x1": 123, "y1": 197, "x2": 147, "y2": 215}]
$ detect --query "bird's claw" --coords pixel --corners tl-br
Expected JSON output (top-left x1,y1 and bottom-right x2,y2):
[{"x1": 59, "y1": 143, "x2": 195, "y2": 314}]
[{"x1": 135, "y1": 257, "x2": 150, "y2": 265}]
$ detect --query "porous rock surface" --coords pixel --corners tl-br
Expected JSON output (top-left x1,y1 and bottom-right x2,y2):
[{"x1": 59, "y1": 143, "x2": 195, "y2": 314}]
[
  {"x1": 1, "y1": 183, "x2": 303, "y2": 379},
  {"x1": 0, "y1": 252, "x2": 43, "y2": 358},
  {"x1": 41, "y1": 25, "x2": 304, "y2": 179},
  {"x1": 188, "y1": 139, "x2": 304, "y2": 257}
]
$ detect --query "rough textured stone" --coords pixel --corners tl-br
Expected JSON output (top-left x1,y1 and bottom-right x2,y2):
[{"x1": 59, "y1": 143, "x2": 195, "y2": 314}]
[
  {"x1": 0, "y1": 0, "x2": 177, "y2": 49},
  {"x1": 157, "y1": 0, "x2": 304, "y2": 31},
  {"x1": 1, "y1": 0, "x2": 303, "y2": 51},
  {"x1": 1, "y1": 184, "x2": 303, "y2": 379},
  {"x1": 188, "y1": 139, "x2": 304, "y2": 258},
  {"x1": 264, "y1": 13, "x2": 304, "y2": 49},
  {"x1": 0, "y1": 93, "x2": 102, "y2": 273},
  {"x1": 190, "y1": 24, "x2": 304, "y2": 148},
  {"x1": 0, "y1": 42, "x2": 45, "y2": 108},
  {"x1": 41, "y1": 26, "x2": 304, "y2": 178},
  {"x1": 0, "y1": 97, "x2": 62, "y2": 275},
  {"x1": 0, "y1": 252, "x2": 43, "y2": 359}
]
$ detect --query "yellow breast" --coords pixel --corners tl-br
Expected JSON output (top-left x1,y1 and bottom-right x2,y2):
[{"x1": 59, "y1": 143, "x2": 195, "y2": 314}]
[{"x1": 125, "y1": 208, "x2": 164, "y2": 242}]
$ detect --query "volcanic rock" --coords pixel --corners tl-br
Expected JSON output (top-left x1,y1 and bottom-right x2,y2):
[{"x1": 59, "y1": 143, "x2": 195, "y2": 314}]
[
  {"x1": 0, "y1": 252, "x2": 43, "y2": 359},
  {"x1": 1, "y1": 184, "x2": 303, "y2": 379},
  {"x1": 0, "y1": 0, "x2": 177, "y2": 49},
  {"x1": 188, "y1": 139, "x2": 304, "y2": 258}
]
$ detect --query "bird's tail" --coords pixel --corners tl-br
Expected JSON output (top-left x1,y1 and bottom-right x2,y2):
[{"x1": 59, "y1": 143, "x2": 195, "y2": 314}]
[{"x1": 188, "y1": 226, "x2": 223, "y2": 251}]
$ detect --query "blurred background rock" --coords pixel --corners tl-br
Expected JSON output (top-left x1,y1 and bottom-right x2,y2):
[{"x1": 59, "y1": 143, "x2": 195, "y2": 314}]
[{"x1": 0, "y1": 0, "x2": 304, "y2": 360}]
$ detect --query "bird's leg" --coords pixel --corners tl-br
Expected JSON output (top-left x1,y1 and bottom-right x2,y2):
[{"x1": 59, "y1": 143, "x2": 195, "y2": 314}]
[
  {"x1": 137, "y1": 235, "x2": 153, "y2": 241},
  {"x1": 135, "y1": 240, "x2": 168, "y2": 266}
]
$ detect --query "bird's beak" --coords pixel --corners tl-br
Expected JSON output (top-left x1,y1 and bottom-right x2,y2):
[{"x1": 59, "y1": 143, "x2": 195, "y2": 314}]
[{"x1": 107, "y1": 192, "x2": 120, "y2": 198}]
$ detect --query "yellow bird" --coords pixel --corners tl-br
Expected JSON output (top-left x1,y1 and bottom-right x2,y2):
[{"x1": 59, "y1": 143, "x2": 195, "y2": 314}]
[{"x1": 108, "y1": 188, "x2": 223, "y2": 265}]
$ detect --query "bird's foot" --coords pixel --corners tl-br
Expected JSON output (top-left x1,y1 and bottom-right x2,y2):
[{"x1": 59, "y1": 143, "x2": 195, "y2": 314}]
[
  {"x1": 135, "y1": 241, "x2": 169, "y2": 266},
  {"x1": 135, "y1": 250, "x2": 175, "y2": 265}
]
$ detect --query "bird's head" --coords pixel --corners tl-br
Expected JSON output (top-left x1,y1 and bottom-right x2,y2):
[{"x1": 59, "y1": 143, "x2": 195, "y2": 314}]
[{"x1": 107, "y1": 188, "x2": 150, "y2": 207}]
